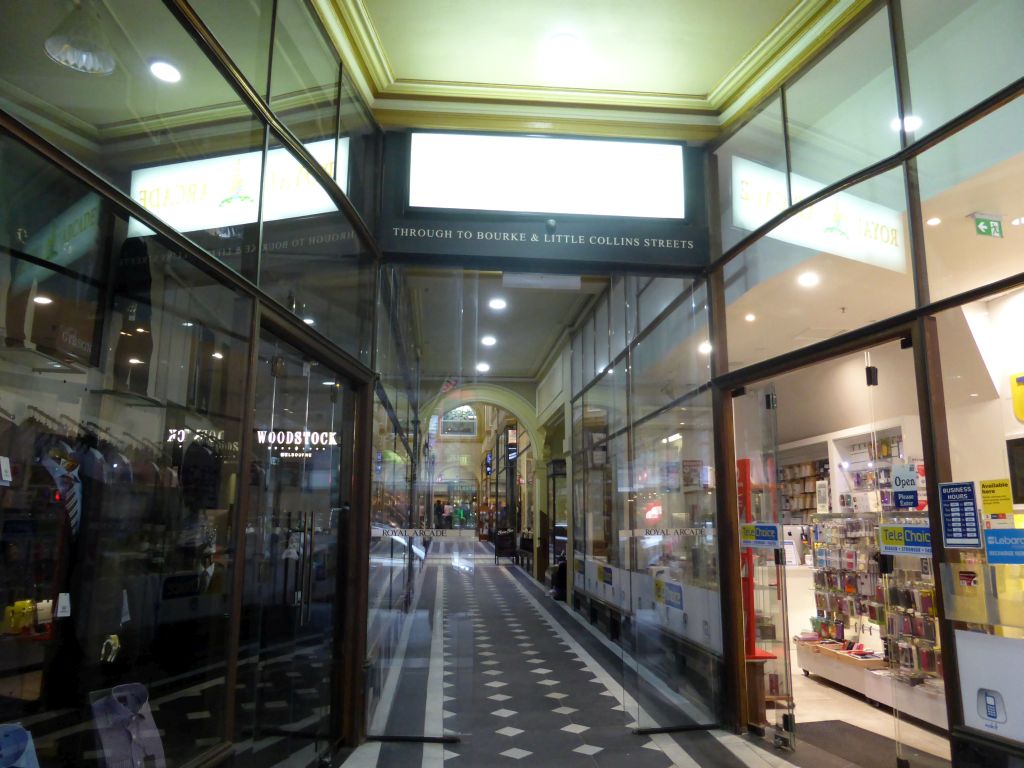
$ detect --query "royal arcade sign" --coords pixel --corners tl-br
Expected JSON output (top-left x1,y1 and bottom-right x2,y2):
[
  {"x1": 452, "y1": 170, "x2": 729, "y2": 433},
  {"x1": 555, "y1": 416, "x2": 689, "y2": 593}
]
[{"x1": 381, "y1": 132, "x2": 709, "y2": 270}]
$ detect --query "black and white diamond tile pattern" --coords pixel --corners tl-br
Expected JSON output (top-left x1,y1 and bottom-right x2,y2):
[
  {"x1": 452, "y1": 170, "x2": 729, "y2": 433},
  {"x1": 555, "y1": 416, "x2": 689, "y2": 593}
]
[{"x1": 431, "y1": 548, "x2": 675, "y2": 767}]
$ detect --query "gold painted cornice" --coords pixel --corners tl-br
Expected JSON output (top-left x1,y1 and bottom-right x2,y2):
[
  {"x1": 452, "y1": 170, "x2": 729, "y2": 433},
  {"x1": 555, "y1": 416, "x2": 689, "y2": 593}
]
[{"x1": 374, "y1": 108, "x2": 720, "y2": 142}]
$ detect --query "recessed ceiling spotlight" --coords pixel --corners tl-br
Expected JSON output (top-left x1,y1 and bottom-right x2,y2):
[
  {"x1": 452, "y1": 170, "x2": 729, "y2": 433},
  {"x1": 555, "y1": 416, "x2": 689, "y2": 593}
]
[
  {"x1": 128, "y1": 358, "x2": 143, "y2": 365},
  {"x1": 33, "y1": 295, "x2": 53, "y2": 305},
  {"x1": 970, "y1": 392, "x2": 978, "y2": 398},
  {"x1": 135, "y1": 327, "x2": 146, "y2": 333},
  {"x1": 481, "y1": 335, "x2": 496, "y2": 346},
  {"x1": 149, "y1": 60, "x2": 181, "y2": 83},
  {"x1": 303, "y1": 317, "x2": 315, "y2": 325},
  {"x1": 744, "y1": 313, "x2": 756, "y2": 322},
  {"x1": 211, "y1": 351, "x2": 224, "y2": 359},
  {"x1": 890, "y1": 115, "x2": 922, "y2": 132},
  {"x1": 488, "y1": 298, "x2": 507, "y2": 310},
  {"x1": 926, "y1": 217, "x2": 941, "y2": 226},
  {"x1": 1012, "y1": 217, "x2": 1022, "y2": 226},
  {"x1": 476, "y1": 362, "x2": 491, "y2": 373},
  {"x1": 698, "y1": 341, "x2": 712, "y2": 355},
  {"x1": 797, "y1": 271, "x2": 820, "y2": 288},
  {"x1": 322, "y1": 380, "x2": 334, "y2": 386},
  {"x1": 181, "y1": 321, "x2": 194, "y2": 327}
]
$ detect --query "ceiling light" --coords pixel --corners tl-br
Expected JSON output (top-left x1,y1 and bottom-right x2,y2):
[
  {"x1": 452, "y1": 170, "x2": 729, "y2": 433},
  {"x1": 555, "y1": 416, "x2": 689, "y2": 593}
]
[
  {"x1": 303, "y1": 317, "x2": 315, "y2": 325},
  {"x1": 744, "y1": 313, "x2": 756, "y2": 322},
  {"x1": 322, "y1": 380, "x2": 334, "y2": 386},
  {"x1": 970, "y1": 393, "x2": 978, "y2": 398},
  {"x1": 1012, "y1": 218, "x2": 1022, "y2": 226},
  {"x1": 539, "y1": 31, "x2": 585, "y2": 77},
  {"x1": 890, "y1": 115, "x2": 922, "y2": 132},
  {"x1": 797, "y1": 271, "x2": 820, "y2": 288},
  {"x1": 149, "y1": 60, "x2": 181, "y2": 83},
  {"x1": 33, "y1": 295, "x2": 53, "y2": 305},
  {"x1": 181, "y1": 321, "x2": 194, "y2": 327},
  {"x1": 488, "y1": 298, "x2": 507, "y2": 310},
  {"x1": 135, "y1": 327, "x2": 146, "y2": 333},
  {"x1": 476, "y1": 362, "x2": 491, "y2": 373},
  {"x1": 44, "y1": 0, "x2": 116, "y2": 76},
  {"x1": 128, "y1": 358, "x2": 143, "y2": 365},
  {"x1": 698, "y1": 341, "x2": 712, "y2": 355},
  {"x1": 666, "y1": 433, "x2": 682, "y2": 443},
  {"x1": 211, "y1": 352, "x2": 224, "y2": 359},
  {"x1": 926, "y1": 217, "x2": 941, "y2": 226},
  {"x1": 481, "y1": 335, "x2": 496, "y2": 346}
]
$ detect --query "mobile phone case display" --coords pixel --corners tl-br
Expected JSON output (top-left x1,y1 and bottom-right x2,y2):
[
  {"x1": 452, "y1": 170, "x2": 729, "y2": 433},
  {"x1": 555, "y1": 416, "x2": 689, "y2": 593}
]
[
  {"x1": 780, "y1": 459, "x2": 829, "y2": 522},
  {"x1": 794, "y1": 420, "x2": 946, "y2": 727}
]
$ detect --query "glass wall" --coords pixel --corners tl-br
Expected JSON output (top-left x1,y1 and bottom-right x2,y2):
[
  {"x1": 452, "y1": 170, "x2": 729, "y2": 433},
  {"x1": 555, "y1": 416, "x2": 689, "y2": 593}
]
[
  {"x1": 0, "y1": 128, "x2": 252, "y2": 766},
  {"x1": 723, "y1": 166, "x2": 914, "y2": 369},
  {"x1": 712, "y1": 0, "x2": 1024, "y2": 760},
  {"x1": 0, "y1": 3, "x2": 381, "y2": 763},
  {"x1": 934, "y1": 290, "x2": 1024, "y2": 757},
  {"x1": 0, "y1": 0, "x2": 380, "y2": 365},
  {"x1": 236, "y1": 329, "x2": 353, "y2": 765},
  {"x1": 785, "y1": 7, "x2": 900, "y2": 197},
  {"x1": 714, "y1": 95, "x2": 787, "y2": 252},
  {"x1": 569, "y1": 275, "x2": 722, "y2": 725},
  {"x1": 916, "y1": 98, "x2": 1024, "y2": 302}
]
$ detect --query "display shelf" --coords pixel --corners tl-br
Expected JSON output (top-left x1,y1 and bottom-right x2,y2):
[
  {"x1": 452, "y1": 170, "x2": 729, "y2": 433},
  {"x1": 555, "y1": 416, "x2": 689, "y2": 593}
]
[{"x1": 781, "y1": 417, "x2": 945, "y2": 701}]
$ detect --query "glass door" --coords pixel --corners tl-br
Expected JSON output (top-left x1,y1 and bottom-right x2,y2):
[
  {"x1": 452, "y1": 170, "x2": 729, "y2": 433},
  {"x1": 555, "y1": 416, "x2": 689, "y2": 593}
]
[
  {"x1": 733, "y1": 384, "x2": 796, "y2": 747},
  {"x1": 236, "y1": 327, "x2": 353, "y2": 766}
]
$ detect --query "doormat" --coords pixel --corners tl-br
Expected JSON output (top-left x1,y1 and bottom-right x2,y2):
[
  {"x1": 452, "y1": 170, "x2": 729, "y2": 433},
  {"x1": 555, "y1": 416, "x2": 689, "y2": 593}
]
[{"x1": 796, "y1": 720, "x2": 950, "y2": 768}]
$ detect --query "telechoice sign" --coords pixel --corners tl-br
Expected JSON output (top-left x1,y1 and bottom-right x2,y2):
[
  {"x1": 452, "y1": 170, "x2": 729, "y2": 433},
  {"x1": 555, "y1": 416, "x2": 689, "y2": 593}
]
[
  {"x1": 879, "y1": 524, "x2": 932, "y2": 555},
  {"x1": 740, "y1": 522, "x2": 782, "y2": 549}
]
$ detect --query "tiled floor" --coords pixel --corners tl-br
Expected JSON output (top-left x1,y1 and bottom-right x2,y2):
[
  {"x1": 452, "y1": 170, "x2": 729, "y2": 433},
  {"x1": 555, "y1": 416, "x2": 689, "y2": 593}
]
[{"x1": 354, "y1": 540, "x2": 903, "y2": 768}]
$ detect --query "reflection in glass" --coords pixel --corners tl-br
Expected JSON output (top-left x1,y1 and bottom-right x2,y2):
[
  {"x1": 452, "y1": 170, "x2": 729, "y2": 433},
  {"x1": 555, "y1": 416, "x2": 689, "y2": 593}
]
[
  {"x1": 0, "y1": 132, "x2": 250, "y2": 765},
  {"x1": 725, "y1": 166, "x2": 913, "y2": 371},
  {"x1": 916, "y1": 99, "x2": 1024, "y2": 302},
  {"x1": 715, "y1": 95, "x2": 787, "y2": 251},
  {"x1": 785, "y1": 8, "x2": 900, "y2": 200},
  {"x1": 902, "y1": 0, "x2": 1024, "y2": 131},
  {"x1": 260, "y1": 142, "x2": 374, "y2": 364},
  {"x1": 0, "y1": 0, "x2": 265, "y2": 254},
  {"x1": 236, "y1": 331, "x2": 351, "y2": 764}
]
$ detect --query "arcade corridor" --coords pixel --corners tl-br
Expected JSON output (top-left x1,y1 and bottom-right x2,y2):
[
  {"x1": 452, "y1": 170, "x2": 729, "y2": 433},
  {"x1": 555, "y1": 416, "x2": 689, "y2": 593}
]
[{"x1": 342, "y1": 541, "x2": 944, "y2": 768}]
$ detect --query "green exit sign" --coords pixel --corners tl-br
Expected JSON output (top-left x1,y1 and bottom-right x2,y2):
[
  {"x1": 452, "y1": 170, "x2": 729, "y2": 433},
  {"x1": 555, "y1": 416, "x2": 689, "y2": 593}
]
[{"x1": 975, "y1": 217, "x2": 1004, "y2": 238}]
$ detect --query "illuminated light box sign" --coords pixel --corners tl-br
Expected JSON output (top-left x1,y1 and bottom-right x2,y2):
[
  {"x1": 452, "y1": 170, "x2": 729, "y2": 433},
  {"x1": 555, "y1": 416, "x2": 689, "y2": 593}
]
[
  {"x1": 382, "y1": 134, "x2": 708, "y2": 269},
  {"x1": 257, "y1": 429, "x2": 338, "y2": 447},
  {"x1": 731, "y1": 156, "x2": 906, "y2": 273},
  {"x1": 879, "y1": 524, "x2": 931, "y2": 555},
  {"x1": 409, "y1": 132, "x2": 684, "y2": 219},
  {"x1": 127, "y1": 138, "x2": 349, "y2": 237},
  {"x1": 740, "y1": 521, "x2": 781, "y2": 549}
]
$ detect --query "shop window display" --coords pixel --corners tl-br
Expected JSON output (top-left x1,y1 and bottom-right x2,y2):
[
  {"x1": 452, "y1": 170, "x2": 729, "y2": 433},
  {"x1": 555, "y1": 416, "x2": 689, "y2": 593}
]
[
  {"x1": 0, "y1": 134, "x2": 249, "y2": 765},
  {"x1": 934, "y1": 290, "x2": 1024, "y2": 750}
]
